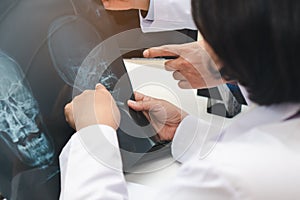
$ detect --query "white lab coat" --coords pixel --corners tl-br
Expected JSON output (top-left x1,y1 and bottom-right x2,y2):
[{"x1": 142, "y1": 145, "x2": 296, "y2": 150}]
[
  {"x1": 59, "y1": 102, "x2": 300, "y2": 199},
  {"x1": 138, "y1": 0, "x2": 197, "y2": 32}
]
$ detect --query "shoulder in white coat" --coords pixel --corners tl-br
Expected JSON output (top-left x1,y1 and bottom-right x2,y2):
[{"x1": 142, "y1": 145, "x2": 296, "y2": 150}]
[{"x1": 171, "y1": 103, "x2": 300, "y2": 200}]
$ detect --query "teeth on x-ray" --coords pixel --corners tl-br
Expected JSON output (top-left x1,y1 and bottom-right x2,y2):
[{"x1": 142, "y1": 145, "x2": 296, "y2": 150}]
[
  {"x1": 0, "y1": 84, "x2": 39, "y2": 143},
  {"x1": 17, "y1": 133, "x2": 54, "y2": 167},
  {"x1": 0, "y1": 51, "x2": 54, "y2": 167}
]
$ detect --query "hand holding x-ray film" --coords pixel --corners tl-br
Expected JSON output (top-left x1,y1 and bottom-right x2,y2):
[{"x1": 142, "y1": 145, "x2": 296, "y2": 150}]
[{"x1": 144, "y1": 41, "x2": 225, "y2": 89}]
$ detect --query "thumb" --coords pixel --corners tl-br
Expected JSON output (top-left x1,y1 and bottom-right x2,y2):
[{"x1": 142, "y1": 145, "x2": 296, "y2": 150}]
[
  {"x1": 127, "y1": 100, "x2": 152, "y2": 111},
  {"x1": 143, "y1": 46, "x2": 179, "y2": 58},
  {"x1": 95, "y1": 83, "x2": 106, "y2": 90}
]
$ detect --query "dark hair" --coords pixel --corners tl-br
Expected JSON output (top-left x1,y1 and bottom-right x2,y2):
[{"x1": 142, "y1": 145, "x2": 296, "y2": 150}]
[{"x1": 192, "y1": 0, "x2": 300, "y2": 105}]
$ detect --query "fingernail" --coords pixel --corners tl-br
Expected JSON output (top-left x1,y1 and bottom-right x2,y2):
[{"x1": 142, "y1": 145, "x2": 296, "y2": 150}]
[
  {"x1": 95, "y1": 83, "x2": 102, "y2": 88},
  {"x1": 127, "y1": 100, "x2": 136, "y2": 105},
  {"x1": 143, "y1": 50, "x2": 149, "y2": 57}
]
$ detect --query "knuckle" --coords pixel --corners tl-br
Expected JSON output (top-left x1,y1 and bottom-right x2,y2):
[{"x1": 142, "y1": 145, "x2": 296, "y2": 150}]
[
  {"x1": 179, "y1": 59, "x2": 188, "y2": 67},
  {"x1": 64, "y1": 105, "x2": 69, "y2": 112}
]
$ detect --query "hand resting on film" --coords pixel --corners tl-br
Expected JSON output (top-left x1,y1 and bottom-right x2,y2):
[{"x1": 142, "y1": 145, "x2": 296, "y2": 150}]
[
  {"x1": 64, "y1": 84, "x2": 120, "y2": 131},
  {"x1": 128, "y1": 92, "x2": 188, "y2": 141},
  {"x1": 64, "y1": 85, "x2": 188, "y2": 142}
]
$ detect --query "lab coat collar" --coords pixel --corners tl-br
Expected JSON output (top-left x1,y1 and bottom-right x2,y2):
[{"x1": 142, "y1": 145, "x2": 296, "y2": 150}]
[
  {"x1": 222, "y1": 102, "x2": 300, "y2": 141},
  {"x1": 237, "y1": 84, "x2": 300, "y2": 122}
]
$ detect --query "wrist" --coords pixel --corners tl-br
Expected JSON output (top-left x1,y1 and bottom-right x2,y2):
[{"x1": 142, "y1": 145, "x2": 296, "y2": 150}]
[
  {"x1": 76, "y1": 122, "x2": 118, "y2": 132},
  {"x1": 181, "y1": 111, "x2": 189, "y2": 122},
  {"x1": 75, "y1": 117, "x2": 119, "y2": 132},
  {"x1": 134, "y1": 0, "x2": 150, "y2": 11}
]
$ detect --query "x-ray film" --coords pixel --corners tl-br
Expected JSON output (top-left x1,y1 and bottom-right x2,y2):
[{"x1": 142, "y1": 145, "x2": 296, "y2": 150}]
[
  {"x1": 0, "y1": 51, "x2": 59, "y2": 199},
  {"x1": 0, "y1": 52, "x2": 54, "y2": 168}
]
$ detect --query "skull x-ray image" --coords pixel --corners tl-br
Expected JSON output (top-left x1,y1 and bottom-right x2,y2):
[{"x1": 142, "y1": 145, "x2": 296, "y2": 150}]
[
  {"x1": 0, "y1": 51, "x2": 59, "y2": 199},
  {"x1": 0, "y1": 51, "x2": 54, "y2": 168}
]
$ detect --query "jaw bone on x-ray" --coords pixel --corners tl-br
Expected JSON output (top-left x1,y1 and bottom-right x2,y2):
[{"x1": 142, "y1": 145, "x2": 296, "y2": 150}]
[{"x1": 0, "y1": 51, "x2": 54, "y2": 168}]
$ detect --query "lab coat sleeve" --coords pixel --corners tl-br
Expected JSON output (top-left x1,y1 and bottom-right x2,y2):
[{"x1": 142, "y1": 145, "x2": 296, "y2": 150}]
[
  {"x1": 59, "y1": 125, "x2": 128, "y2": 200},
  {"x1": 139, "y1": 0, "x2": 197, "y2": 32},
  {"x1": 152, "y1": 159, "x2": 238, "y2": 200},
  {"x1": 58, "y1": 123, "x2": 238, "y2": 200},
  {"x1": 171, "y1": 115, "x2": 225, "y2": 163}
]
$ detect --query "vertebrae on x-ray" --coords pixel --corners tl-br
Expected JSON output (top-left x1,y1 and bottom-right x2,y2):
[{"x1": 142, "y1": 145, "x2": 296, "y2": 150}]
[
  {"x1": 0, "y1": 51, "x2": 54, "y2": 167},
  {"x1": 58, "y1": 61, "x2": 122, "y2": 105},
  {"x1": 77, "y1": 48, "x2": 123, "y2": 106}
]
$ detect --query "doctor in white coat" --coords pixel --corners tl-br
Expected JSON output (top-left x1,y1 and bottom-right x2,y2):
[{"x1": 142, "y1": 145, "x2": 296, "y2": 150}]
[{"x1": 60, "y1": 0, "x2": 300, "y2": 199}]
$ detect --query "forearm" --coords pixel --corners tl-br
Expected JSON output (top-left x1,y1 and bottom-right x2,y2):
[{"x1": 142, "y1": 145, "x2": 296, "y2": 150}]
[{"x1": 134, "y1": 0, "x2": 150, "y2": 11}]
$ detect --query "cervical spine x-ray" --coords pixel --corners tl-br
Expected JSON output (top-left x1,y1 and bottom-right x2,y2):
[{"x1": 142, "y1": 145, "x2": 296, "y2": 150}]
[
  {"x1": 48, "y1": 15, "x2": 122, "y2": 104},
  {"x1": 0, "y1": 51, "x2": 54, "y2": 168}
]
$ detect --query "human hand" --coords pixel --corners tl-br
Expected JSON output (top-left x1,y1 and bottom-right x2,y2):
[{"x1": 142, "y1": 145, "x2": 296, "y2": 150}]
[
  {"x1": 128, "y1": 92, "x2": 188, "y2": 141},
  {"x1": 101, "y1": 0, "x2": 150, "y2": 11},
  {"x1": 64, "y1": 84, "x2": 120, "y2": 131},
  {"x1": 143, "y1": 41, "x2": 227, "y2": 89}
]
